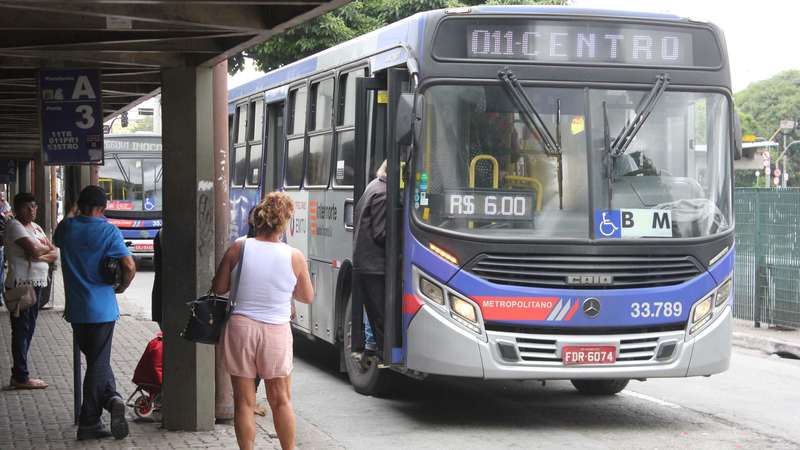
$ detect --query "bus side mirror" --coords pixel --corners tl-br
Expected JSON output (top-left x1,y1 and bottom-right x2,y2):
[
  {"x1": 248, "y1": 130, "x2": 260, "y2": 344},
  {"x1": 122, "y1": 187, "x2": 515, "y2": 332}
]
[{"x1": 396, "y1": 93, "x2": 424, "y2": 147}]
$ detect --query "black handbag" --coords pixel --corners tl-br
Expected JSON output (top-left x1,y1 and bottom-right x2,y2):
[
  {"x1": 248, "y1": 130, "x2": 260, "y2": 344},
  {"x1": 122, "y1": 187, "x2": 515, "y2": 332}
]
[
  {"x1": 180, "y1": 239, "x2": 246, "y2": 345},
  {"x1": 179, "y1": 294, "x2": 230, "y2": 344}
]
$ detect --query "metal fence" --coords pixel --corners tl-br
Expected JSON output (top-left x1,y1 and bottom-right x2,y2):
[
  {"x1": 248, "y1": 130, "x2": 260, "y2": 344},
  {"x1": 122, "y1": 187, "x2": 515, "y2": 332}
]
[{"x1": 734, "y1": 188, "x2": 800, "y2": 328}]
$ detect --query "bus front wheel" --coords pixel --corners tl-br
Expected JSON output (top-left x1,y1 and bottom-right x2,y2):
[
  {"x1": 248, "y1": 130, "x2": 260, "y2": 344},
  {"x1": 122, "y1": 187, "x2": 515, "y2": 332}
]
[
  {"x1": 342, "y1": 295, "x2": 395, "y2": 396},
  {"x1": 570, "y1": 379, "x2": 629, "y2": 395}
]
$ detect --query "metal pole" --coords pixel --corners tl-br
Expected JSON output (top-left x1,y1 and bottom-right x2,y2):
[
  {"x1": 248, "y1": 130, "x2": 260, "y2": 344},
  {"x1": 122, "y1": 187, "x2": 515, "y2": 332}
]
[{"x1": 73, "y1": 333, "x2": 81, "y2": 425}]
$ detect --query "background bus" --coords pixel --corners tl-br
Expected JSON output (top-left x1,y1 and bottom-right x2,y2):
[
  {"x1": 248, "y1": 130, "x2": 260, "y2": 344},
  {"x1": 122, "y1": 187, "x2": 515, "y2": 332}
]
[
  {"x1": 99, "y1": 133, "x2": 163, "y2": 263},
  {"x1": 229, "y1": 6, "x2": 736, "y2": 396}
]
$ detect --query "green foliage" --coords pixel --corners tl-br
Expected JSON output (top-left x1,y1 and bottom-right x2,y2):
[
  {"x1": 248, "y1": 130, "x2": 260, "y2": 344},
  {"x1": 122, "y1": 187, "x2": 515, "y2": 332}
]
[
  {"x1": 229, "y1": 0, "x2": 565, "y2": 73},
  {"x1": 735, "y1": 70, "x2": 800, "y2": 139},
  {"x1": 735, "y1": 70, "x2": 800, "y2": 187}
]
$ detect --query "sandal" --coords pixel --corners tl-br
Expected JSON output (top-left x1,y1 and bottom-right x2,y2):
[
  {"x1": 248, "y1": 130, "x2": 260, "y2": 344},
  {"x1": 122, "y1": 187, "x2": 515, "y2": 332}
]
[{"x1": 4, "y1": 377, "x2": 48, "y2": 390}]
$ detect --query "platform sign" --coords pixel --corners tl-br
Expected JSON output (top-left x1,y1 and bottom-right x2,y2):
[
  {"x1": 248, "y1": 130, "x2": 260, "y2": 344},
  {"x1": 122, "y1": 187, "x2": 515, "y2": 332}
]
[
  {"x1": 0, "y1": 159, "x2": 16, "y2": 183},
  {"x1": 39, "y1": 69, "x2": 103, "y2": 165}
]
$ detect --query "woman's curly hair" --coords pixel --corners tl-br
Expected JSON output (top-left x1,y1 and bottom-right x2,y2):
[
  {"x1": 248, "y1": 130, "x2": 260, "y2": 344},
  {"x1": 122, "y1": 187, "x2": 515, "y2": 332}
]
[{"x1": 252, "y1": 192, "x2": 294, "y2": 236}]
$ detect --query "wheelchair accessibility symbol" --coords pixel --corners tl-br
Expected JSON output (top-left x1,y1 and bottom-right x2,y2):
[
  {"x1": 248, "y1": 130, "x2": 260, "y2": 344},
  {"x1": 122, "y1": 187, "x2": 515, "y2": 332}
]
[
  {"x1": 144, "y1": 197, "x2": 156, "y2": 211},
  {"x1": 594, "y1": 210, "x2": 621, "y2": 239}
]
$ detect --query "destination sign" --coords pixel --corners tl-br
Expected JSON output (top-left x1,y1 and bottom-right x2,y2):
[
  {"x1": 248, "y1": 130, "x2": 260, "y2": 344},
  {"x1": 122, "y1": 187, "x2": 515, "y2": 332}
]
[
  {"x1": 104, "y1": 139, "x2": 162, "y2": 152},
  {"x1": 466, "y1": 23, "x2": 693, "y2": 66},
  {"x1": 433, "y1": 19, "x2": 722, "y2": 68}
]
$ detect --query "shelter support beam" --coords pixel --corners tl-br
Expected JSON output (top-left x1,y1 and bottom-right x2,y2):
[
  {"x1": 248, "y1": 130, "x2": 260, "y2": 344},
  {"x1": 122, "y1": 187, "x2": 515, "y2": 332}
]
[{"x1": 161, "y1": 66, "x2": 216, "y2": 431}]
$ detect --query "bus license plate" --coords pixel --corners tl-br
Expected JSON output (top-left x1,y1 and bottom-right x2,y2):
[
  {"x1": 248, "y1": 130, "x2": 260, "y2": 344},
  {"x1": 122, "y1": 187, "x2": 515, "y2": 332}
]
[{"x1": 562, "y1": 345, "x2": 616, "y2": 365}]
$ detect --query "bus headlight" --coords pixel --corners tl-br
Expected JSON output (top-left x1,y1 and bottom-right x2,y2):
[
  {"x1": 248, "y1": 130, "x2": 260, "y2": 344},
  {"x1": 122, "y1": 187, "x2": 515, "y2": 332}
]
[
  {"x1": 419, "y1": 277, "x2": 445, "y2": 305},
  {"x1": 715, "y1": 278, "x2": 732, "y2": 307},
  {"x1": 688, "y1": 276, "x2": 733, "y2": 337},
  {"x1": 690, "y1": 294, "x2": 713, "y2": 334},
  {"x1": 450, "y1": 295, "x2": 477, "y2": 323}
]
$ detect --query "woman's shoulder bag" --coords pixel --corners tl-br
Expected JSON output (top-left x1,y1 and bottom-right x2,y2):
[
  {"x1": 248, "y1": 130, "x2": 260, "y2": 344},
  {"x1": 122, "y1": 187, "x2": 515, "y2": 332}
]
[{"x1": 180, "y1": 238, "x2": 246, "y2": 344}]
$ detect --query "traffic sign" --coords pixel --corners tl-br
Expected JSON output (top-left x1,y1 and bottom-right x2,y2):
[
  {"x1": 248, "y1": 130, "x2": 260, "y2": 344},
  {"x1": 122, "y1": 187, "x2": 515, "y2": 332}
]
[{"x1": 39, "y1": 69, "x2": 103, "y2": 165}]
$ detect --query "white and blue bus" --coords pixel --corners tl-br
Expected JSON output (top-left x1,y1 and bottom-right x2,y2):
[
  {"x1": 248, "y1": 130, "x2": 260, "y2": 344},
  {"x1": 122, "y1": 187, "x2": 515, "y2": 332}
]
[
  {"x1": 99, "y1": 133, "x2": 163, "y2": 263},
  {"x1": 228, "y1": 6, "x2": 736, "y2": 395}
]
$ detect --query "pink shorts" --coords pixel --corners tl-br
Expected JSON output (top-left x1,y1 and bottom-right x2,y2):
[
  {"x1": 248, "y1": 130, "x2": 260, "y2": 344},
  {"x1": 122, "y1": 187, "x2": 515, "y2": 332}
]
[{"x1": 221, "y1": 314, "x2": 293, "y2": 380}]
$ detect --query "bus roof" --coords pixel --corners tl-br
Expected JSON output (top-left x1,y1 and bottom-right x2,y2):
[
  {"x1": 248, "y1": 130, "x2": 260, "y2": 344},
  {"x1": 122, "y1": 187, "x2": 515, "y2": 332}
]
[{"x1": 228, "y1": 6, "x2": 703, "y2": 109}]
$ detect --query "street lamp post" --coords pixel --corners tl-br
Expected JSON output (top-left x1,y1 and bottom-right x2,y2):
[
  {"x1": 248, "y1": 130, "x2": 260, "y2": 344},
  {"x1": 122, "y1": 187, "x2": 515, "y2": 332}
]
[{"x1": 774, "y1": 140, "x2": 800, "y2": 188}]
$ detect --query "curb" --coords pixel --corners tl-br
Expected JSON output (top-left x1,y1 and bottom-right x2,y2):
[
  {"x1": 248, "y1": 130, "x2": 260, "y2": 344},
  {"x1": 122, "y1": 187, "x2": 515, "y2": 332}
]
[{"x1": 732, "y1": 332, "x2": 800, "y2": 359}]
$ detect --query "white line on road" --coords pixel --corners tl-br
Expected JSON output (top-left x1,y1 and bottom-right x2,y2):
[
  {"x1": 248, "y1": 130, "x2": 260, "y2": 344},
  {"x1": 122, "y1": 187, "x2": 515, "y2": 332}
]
[{"x1": 621, "y1": 390, "x2": 683, "y2": 409}]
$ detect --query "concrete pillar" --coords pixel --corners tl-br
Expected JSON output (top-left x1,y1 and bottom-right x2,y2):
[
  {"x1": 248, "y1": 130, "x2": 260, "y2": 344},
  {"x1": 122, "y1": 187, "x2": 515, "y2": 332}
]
[
  {"x1": 212, "y1": 60, "x2": 233, "y2": 420},
  {"x1": 160, "y1": 66, "x2": 216, "y2": 431}
]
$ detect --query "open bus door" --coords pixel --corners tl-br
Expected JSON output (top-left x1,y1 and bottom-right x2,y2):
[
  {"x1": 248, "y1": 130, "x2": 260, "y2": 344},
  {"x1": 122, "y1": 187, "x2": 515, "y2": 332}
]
[{"x1": 345, "y1": 68, "x2": 409, "y2": 393}]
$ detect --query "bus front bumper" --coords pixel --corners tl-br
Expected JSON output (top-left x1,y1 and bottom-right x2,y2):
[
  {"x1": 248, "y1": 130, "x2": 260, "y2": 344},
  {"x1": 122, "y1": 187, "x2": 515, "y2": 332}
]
[{"x1": 405, "y1": 304, "x2": 731, "y2": 380}]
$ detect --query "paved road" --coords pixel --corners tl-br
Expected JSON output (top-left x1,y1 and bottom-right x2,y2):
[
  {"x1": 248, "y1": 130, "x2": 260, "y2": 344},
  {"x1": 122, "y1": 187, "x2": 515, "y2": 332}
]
[
  {"x1": 287, "y1": 338, "x2": 800, "y2": 450},
  {"x1": 113, "y1": 274, "x2": 800, "y2": 450}
]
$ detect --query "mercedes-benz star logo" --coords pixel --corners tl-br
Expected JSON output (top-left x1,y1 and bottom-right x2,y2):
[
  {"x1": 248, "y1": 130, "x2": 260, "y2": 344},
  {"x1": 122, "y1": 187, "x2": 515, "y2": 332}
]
[{"x1": 582, "y1": 298, "x2": 601, "y2": 318}]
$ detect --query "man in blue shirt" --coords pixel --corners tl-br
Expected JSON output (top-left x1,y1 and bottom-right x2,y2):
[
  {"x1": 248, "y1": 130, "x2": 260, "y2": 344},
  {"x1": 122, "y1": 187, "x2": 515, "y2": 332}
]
[{"x1": 54, "y1": 185, "x2": 136, "y2": 441}]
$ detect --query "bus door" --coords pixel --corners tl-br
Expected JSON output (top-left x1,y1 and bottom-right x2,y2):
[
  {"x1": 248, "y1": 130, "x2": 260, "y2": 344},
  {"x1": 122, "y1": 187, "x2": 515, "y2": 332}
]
[
  {"x1": 306, "y1": 75, "x2": 337, "y2": 342},
  {"x1": 348, "y1": 73, "x2": 386, "y2": 353},
  {"x1": 284, "y1": 82, "x2": 312, "y2": 332}
]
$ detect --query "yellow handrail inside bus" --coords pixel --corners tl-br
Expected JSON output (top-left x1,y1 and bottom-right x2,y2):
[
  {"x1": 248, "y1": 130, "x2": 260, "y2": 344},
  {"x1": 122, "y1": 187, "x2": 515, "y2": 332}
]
[
  {"x1": 505, "y1": 175, "x2": 544, "y2": 211},
  {"x1": 468, "y1": 155, "x2": 499, "y2": 189}
]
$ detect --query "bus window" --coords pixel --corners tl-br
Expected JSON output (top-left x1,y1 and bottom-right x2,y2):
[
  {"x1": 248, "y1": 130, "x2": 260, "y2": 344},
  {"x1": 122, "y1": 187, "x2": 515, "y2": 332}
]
[
  {"x1": 285, "y1": 86, "x2": 307, "y2": 188},
  {"x1": 333, "y1": 68, "x2": 366, "y2": 186},
  {"x1": 310, "y1": 78, "x2": 334, "y2": 131},
  {"x1": 288, "y1": 86, "x2": 307, "y2": 135},
  {"x1": 338, "y1": 68, "x2": 366, "y2": 127},
  {"x1": 247, "y1": 99, "x2": 264, "y2": 186},
  {"x1": 236, "y1": 104, "x2": 247, "y2": 144},
  {"x1": 285, "y1": 139, "x2": 304, "y2": 187},
  {"x1": 306, "y1": 78, "x2": 334, "y2": 186}
]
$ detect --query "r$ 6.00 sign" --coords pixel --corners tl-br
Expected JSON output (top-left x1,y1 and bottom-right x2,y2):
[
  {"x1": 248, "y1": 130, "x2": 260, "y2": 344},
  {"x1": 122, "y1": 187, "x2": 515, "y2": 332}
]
[{"x1": 39, "y1": 69, "x2": 104, "y2": 165}]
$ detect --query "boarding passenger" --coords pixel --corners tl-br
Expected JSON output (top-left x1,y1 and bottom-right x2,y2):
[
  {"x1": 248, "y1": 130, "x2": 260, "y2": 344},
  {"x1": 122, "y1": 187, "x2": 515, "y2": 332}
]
[
  {"x1": 54, "y1": 185, "x2": 136, "y2": 440},
  {"x1": 3, "y1": 192, "x2": 57, "y2": 390},
  {"x1": 352, "y1": 160, "x2": 388, "y2": 356},
  {"x1": 213, "y1": 192, "x2": 313, "y2": 450}
]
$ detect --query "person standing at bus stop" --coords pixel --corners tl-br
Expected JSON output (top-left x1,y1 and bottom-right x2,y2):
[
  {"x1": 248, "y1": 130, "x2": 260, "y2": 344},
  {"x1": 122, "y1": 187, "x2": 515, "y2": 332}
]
[
  {"x1": 54, "y1": 185, "x2": 136, "y2": 441},
  {"x1": 3, "y1": 192, "x2": 57, "y2": 390},
  {"x1": 352, "y1": 161, "x2": 388, "y2": 357}
]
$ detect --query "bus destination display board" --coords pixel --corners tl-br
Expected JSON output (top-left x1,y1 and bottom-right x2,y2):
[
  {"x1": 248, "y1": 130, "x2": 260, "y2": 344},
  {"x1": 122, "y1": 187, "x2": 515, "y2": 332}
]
[{"x1": 466, "y1": 23, "x2": 693, "y2": 66}]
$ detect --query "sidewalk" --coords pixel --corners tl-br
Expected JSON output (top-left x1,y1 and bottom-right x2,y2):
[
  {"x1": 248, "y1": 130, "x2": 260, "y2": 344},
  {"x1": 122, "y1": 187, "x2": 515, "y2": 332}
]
[
  {"x1": 0, "y1": 273, "x2": 281, "y2": 450},
  {"x1": 732, "y1": 318, "x2": 800, "y2": 359}
]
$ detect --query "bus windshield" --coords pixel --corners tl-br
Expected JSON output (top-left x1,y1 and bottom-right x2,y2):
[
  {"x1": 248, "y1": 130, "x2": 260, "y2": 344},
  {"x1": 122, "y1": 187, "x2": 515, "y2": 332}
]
[
  {"x1": 414, "y1": 84, "x2": 731, "y2": 240},
  {"x1": 99, "y1": 156, "x2": 163, "y2": 212}
]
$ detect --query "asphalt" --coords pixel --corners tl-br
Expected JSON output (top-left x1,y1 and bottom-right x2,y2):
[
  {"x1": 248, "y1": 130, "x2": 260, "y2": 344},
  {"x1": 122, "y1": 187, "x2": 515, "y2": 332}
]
[{"x1": 0, "y1": 268, "x2": 797, "y2": 449}]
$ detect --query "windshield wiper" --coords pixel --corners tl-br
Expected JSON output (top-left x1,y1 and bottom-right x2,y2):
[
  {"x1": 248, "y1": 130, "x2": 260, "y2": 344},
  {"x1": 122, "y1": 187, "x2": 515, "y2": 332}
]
[
  {"x1": 610, "y1": 73, "x2": 670, "y2": 157},
  {"x1": 498, "y1": 69, "x2": 561, "y2": 156},
  {"x1": 113, "y1": 154, "x2": 131, "y2": 184},
  {"x1": 498, "y1": 68, "x2": 564, "y2": 209}
]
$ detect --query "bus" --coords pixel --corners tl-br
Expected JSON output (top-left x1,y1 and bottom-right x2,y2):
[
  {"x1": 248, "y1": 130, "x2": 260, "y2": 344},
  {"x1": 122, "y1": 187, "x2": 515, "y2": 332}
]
[
  {"x1": 99, "y1": 133, "x2": 163, "y2": 263},
  {"x1": 228, "y1": 6, "x2": 736, "y2": 396}
]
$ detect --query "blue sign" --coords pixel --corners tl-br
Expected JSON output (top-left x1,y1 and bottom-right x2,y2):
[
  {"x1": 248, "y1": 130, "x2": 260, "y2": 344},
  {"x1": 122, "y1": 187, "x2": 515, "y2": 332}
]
[
  {"x1": 0, "y1": 160, "x2": 16, "y2": 183},
  {"x1": 595, "y1": 209, "x2": 621, "y2": 239},
  {"x1": 39, "y1": 69, "x2": 104, "y2": 165}
]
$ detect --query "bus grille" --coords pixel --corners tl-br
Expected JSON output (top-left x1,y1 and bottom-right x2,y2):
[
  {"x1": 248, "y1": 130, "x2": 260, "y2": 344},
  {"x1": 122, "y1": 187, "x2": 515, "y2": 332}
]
[
  {"x1": 467, "y1": 254, "x2": 703, "y2": 289},
  {"x1": 514, "y1": 336, "x2": 660, "y2": 363}
]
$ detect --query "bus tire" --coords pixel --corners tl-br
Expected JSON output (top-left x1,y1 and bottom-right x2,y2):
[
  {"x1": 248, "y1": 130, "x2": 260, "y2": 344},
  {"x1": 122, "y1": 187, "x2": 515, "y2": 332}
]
[
  {"x1": 342, "y1": 294, "x2": 395, "y2": 396},
  {"x1": 570, "y1": 379, "x2": 629, "y2": 395}
]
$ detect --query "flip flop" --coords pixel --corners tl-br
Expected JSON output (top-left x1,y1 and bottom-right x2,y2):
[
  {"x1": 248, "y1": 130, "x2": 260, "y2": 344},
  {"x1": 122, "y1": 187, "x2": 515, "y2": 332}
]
[{"x1": 4, "y1": 377, "x2": 48, "y2": 390}]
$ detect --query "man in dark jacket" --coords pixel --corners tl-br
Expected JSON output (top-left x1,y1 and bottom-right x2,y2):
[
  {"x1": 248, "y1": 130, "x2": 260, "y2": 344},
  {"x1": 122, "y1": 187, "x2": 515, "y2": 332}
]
[{"x1": 352, "y1": 160, "x2": 387, "y2": 353}]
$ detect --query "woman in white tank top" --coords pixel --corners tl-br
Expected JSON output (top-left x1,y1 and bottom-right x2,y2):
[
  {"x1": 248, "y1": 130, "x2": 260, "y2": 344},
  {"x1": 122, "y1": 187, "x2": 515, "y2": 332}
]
[{"x1": 212, "y1": 192, "x2": 313, "y2": 450}]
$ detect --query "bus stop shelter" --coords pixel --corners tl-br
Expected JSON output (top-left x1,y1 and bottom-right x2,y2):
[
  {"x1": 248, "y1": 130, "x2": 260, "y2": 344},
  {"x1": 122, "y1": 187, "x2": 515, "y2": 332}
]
[{"x1": 0, "y1": 0, "x2": 348, "y2": 431}]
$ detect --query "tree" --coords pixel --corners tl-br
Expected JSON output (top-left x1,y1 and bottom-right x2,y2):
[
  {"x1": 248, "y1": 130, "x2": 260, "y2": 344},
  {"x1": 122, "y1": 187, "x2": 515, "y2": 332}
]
[
  {"x1": 229, "y1": 0, "x2": 565, "y2": 74},
  {"x1": 735, "y1": 70, "x2": 800, "y2": 187}
]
